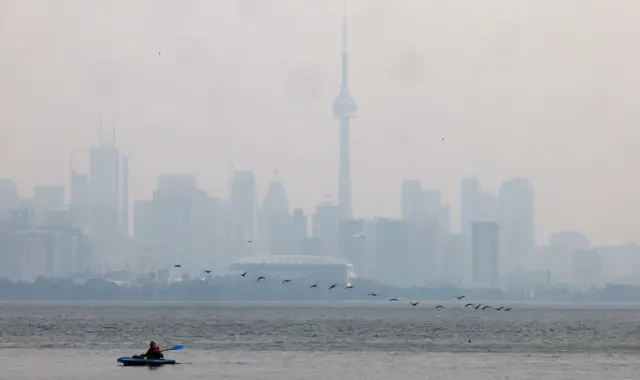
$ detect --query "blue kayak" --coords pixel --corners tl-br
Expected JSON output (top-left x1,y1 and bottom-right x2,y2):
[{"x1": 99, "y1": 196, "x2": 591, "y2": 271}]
[{"x1": 117, "y1": 356, "x2": 177, "y2": 366}]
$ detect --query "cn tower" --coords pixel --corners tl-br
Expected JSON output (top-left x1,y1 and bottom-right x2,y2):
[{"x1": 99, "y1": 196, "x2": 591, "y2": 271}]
[{"x1": 332, "y1": 0, "x2": 357, "y2": 220}]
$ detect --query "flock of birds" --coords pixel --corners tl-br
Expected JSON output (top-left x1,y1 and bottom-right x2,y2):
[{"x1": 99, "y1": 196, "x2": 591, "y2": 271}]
[{"x1": 173, "y1": 264, "x2": 514, "y2": 312}]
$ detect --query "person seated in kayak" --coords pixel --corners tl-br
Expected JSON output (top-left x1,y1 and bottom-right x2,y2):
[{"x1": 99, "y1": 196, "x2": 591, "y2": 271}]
[{"x1": 142, "y1": 341, "x2": 164, "y2": 359}]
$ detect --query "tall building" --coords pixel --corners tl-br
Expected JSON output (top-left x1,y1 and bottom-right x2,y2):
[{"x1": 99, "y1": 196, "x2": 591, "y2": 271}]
[
  {"x1": 401, "y1": 180, "x2": 423, "y2": 220},
  {"x1": 89, "y1": 137, "x2": 121, "y2": 273},
  {"x1": 312, "y1": 202, "x2": 340, "y2": 256},
  {"x1": 547, "y1": 230, "x2": 590, "y2": 283},
  {"x1": 121, "y1": 156, "x2": 130, "y2": 237},
  {"x1": 400, "y1": 180, "x2": 448, "y2": 283},
  {"x1": 262, "y1": 174, "x2": 294, "y2": 254},
  {"x1": 472, "y1": 221, "x2": 500, "y2": 286},
  {"x1": 0, "y1": 179, "x2": 19, "y2": 224},
  {"x1": 70, "y1": 169, "x2": 90, "y2": 231},
  {"x1": 291, "y1": 208, "x2": 308, "y2": 250},
  {"x1": 133, "y1": 200, "x2": 154, "y2": 244},
  {"x1": 332, "y1": 2, "x2": 357, "y2": 220},
  {"x1": 498, "y1": 178, "x2": 534, "y2": 276},
  {"x1": 230, "y1": 170, "x2": 256, "y2": 248},
  {"x1": 460, "y1": 177, "x2": 480, "y2": 238},
  {"x1": 572, "y1": 249, "x2": 602, "y2": 290},
  {"x1": 32, "y1": 186, "x2": 65, "y2": 226},
  {"x1": 373, "y1": 218, "x2": 410, "y2": 286},
  {"x1": 442, "y1": 233, "x2": 467, "y2": 285},
  {"x1": 148, "y1": 174, "x2": 219, "y2": 271}
]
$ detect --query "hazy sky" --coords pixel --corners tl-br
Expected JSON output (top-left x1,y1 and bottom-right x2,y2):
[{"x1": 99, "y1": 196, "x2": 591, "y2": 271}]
[{"x1": 1, "y1": 0, "x2": 639, "y2": 246}]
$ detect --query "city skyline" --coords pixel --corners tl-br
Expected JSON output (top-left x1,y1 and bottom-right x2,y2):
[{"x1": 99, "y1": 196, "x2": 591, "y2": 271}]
[{"x1": 1, "y1": 0, "x2": 640, "y2": 246}]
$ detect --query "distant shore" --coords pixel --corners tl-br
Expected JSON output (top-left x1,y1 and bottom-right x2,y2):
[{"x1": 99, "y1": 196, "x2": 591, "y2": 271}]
[{"x1": 0, "y1": 276, "x2": 638, "y2": 303}]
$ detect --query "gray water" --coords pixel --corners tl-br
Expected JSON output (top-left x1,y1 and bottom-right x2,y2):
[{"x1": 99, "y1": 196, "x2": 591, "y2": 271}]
[{"x1": 1, "y1": 301, "x2": 640, "y2": 379}]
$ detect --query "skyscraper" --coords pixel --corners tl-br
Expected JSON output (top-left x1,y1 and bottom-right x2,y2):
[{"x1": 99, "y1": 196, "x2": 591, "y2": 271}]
[
  {"x1": 0, "y1": 179, "x2": 19, "y2": 224},
  {"x1": 230, "y1": 170, "x2": 256, "y2": 247},
  {"x1": 262, "y1": 174, "x2": 293, "y2": 254},
  {"x1": 32, "y1": 186, "x2": 65, "y2": 226},
  {"x1": 70, "y1": 170, "x2": 90, "y2": 231},
  {"x1": 312, "y1": 202, "x2": 340, "y2": 256},
  {"x1": 460, "y1": 177, "x2": 481, "y2": 238},
  {"x1": 472, "y1": 221, "x2": 500, "y2": 286},
  {"x1": 121, "y1": 156, "x2": 129, "y2": 237},
  {"x1": 401, "y1": 180, "x2": 422, "y2": 220},
  {"x1": 89, "y1": 134, "x2": 120, "y2": 273},
  {"x1": 498, "y1": 178, "x2": 535, "y2": 276},
  {"x1": 332, "y1": 1, "x2": 357, "y2": 220}
]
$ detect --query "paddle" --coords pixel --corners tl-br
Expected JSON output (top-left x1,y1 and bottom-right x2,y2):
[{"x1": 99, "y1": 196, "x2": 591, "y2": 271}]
[{"x1": 160, "y1": 345, "x2": 184, "y2": 353}]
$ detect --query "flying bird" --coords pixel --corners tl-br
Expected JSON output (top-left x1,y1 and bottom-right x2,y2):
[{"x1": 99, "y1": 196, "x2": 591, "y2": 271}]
[
  {"x1": 465, "y1": 303, "x2": 474, "y2": 308},
  {"x1": 204, "y1": 270, "x2": 212, "y2": 274},
  {"x1": 435, "y1": 305, "x2": 445, "y2": 309},
  {"x1": 257, "y1": 276, "x2": 266, "y2": 282},
  {"x1": 496, "y1": 306, "x2": 504, "y2": 311},
  {"x1": 389, "y1": 298, "x2": 398, "y2": 302},
  {"x1": 482, "y1": 306, "x2": 491, "y2": 310},
  {"x1": 474, "y1": 304, "x2": 482, "y2": 309},
  {"x1": 504, "y1": 308, "x2": 512, "y2": 311},
  {"x1": 310, "y1": 284, "x2": 318, "y2": 288},
  {"x1": 409, "y1": 302, "x2": 419, "y2": 307},
  {"x1": 345, "y1": 285, "x2": 354, "y2": 289},
  {"x1": 281, "y1": 279, "x2": 291, "y2": 284},
  {"x1": 173, "y1": 264, "x2": 181, "y2": 268},
  {"x1": 240, "y1": 272, "x2": 247, "y2": 277},
  {"x1": 454, "y1": 295, "x2": 466, "y2": 300},
  {"x1": 368, "y1": 293, "x2": 378, "y2": 297},
  {"x1": 328, "y1": 284, "x2": 338, "y2": 289}
]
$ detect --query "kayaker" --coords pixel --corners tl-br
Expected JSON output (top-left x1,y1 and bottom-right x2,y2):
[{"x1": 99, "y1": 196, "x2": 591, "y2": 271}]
[{"x1": 142, "y1": 341, "x2": 164, "y2": 359}]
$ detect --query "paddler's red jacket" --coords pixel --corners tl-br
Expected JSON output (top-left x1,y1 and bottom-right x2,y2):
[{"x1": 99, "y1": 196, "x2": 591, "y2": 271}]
[{"x1": 144, "y1": 346, "x2": 164, "y2": 359}]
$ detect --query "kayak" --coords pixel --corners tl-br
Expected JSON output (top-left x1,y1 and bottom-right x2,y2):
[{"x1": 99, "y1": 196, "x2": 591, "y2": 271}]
[{"x1": 117, "y1": 356, "x2": 177, "y2": 366}]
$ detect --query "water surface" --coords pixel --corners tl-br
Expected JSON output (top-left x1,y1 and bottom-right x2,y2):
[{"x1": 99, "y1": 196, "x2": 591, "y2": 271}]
[{"x1": 1, "y1": 301, "x2": 639, "y2": 379}]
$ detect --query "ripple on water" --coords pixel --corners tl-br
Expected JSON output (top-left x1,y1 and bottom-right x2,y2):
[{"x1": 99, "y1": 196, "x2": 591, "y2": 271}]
[{"x1": 0, "y1": 302, "x2": 640, "y2": 353}]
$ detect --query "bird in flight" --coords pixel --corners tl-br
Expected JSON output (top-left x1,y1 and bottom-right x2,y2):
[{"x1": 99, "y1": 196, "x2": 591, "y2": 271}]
[
  {"x1": 389, "y1": 298, "x2": 398, "y2": 302},
  {"x1": 504, "y1": 308, "x2": 512, "y2": 312},
  {"x1": 482, "y1": 306, "x2": 491, "y2": 310},
  {"x1": 281, "y1": 279, "x2": 291, "y2": 284},
  {"x1": 454, "y1": 295, "x2": 466, "y2": 300},
  {"x1": 465, "y1": 303, "x2": 474, "y2": 308},
  {"x1": 474, "y1": 304, "x2": 482, "y2": 309},
  {"x1": 309, "y1": 284, "x2": 318, "y2": 288},
  {"x1": 435, "y1": 305, "x2": 445, "y2": 309},
  {"x1": 240, "y1": 272, "x2": 247, "y2": 277},
  {"x1": 328, "y1": 284, "x2": 338, "y2": 289},
  {"x1": 496, "y1": 306, "x2": 504, "y2": 311},
  {"x1": 173, "y1": 264, "x2": 181, "y2": 268},
  {"x1": 368, "y1": 293, "x2": 378, "y2": 297},
  {"x1": 409, "y1": 302, "x2": 419, "y2": 307},
  {"x1": 345, "y1": 285, "x2": 354, "y2": 289},
  {"x1": 257, "y1": 276, "x2": 266, "y2": 282}
]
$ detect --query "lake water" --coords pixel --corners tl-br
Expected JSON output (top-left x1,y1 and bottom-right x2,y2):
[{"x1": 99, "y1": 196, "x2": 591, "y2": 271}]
[{"x1": 1, "y1": 301, "x2": 640, "y2": 379}]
